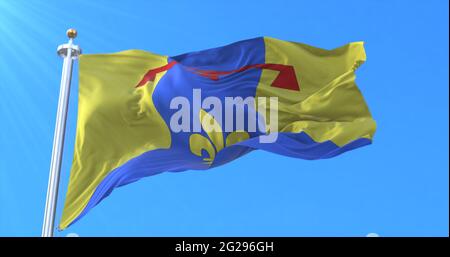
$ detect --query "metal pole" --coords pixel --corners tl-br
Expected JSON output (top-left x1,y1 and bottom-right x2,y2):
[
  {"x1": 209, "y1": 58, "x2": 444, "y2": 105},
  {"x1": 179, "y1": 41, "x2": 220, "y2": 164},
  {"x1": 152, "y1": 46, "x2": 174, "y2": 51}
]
[{"x1": 42, "y1": 29, "x2": 81, "y2": 237}]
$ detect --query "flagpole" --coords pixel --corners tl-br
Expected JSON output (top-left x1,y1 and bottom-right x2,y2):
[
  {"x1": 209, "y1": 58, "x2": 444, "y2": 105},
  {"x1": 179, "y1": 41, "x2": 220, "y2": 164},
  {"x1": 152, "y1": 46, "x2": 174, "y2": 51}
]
[{"x1": 42, "y1": 29, "x2": 81, "y2": 237}]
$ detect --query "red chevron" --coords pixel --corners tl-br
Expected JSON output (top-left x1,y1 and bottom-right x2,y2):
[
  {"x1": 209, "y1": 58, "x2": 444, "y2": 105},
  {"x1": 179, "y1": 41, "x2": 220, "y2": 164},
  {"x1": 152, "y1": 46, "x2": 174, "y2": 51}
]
[{"x1": 136, "y1": 61, "x2": 300, "y2": 91}]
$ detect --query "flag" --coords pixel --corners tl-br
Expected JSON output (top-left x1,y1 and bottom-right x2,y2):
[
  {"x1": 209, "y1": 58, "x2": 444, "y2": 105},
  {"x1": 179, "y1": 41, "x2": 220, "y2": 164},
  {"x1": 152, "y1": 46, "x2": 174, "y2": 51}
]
[{"x1": 59, "y1": 37, "x2": 376, "y2": 229}]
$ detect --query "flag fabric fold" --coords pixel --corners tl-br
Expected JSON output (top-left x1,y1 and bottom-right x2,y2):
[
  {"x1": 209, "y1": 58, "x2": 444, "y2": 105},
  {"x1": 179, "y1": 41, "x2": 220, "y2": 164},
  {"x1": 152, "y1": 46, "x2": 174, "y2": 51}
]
[{"x1": 59, "y1": 37, "x2": 376, "y2": 230}]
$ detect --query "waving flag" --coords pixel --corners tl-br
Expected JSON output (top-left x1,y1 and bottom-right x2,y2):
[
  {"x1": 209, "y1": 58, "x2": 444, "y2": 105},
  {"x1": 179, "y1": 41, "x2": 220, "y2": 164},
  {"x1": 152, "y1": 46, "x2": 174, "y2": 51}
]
[{"x1": 59, "y1": 37, "x2": 376, "y2": 229}]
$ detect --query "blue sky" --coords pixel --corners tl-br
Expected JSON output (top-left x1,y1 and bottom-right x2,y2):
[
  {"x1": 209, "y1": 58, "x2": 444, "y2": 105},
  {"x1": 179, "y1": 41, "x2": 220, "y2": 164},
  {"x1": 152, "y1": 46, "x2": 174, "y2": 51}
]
[{"x1": 0, "y1": 0, "x2": 448, "y2": 236}]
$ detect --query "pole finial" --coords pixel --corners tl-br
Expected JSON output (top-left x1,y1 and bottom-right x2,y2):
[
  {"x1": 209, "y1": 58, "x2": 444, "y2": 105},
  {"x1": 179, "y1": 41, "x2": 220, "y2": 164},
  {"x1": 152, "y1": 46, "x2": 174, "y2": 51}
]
[
  {"x1": 66, "y1": 28, "x2": 77, "y2": 39},
  {"x1": 57, "y1": 29, "x2": 81, "y2": 58}
]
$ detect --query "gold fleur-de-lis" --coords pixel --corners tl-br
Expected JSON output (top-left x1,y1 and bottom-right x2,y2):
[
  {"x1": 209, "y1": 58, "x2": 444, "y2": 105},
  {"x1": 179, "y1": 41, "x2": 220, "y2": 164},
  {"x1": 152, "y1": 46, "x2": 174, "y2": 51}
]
[{"x1": 189, "y1": 109, "x2": 249, "y2": 165}]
